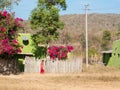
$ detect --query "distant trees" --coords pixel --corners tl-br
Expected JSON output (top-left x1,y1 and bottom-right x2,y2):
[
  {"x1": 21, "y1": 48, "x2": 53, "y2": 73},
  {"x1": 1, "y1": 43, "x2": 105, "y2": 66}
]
[
  {"x1": 115, "y1": 24, "x2": 120, "y2": 39},
  {"x1": 0, "y1": 0, "x2": 20, "y2": 11},
  {"x1": 79, "y1": 32, "x2": 86, "y2": 50},
  {"x1": 101, "y1": 30, "x2": 111, "y2": 50},
  {"x1": 30, "y1": 0, "x2": 66, "y2": 44}
]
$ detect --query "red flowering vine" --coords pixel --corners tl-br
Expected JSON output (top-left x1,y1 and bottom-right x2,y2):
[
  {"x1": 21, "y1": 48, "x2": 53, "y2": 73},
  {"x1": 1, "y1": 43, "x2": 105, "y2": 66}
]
[
  {"x1": 0, "y1": 10, "x2": 24, "y2": 59},
  {"x1": 47, "y1": 45, "x2": 74, "y2": 60}
]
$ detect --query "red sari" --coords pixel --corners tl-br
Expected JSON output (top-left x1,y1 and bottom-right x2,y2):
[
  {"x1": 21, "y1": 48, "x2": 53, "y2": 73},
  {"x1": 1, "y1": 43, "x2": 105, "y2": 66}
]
[{"x1": 40, "y1": 61, "x2": 44, "y2": 74}]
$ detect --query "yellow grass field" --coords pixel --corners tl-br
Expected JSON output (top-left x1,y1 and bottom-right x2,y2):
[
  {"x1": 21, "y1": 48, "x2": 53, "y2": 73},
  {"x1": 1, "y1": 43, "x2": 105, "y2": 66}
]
[{"x1": 0, "y1": 65, "x2": 120, "y2": 90}]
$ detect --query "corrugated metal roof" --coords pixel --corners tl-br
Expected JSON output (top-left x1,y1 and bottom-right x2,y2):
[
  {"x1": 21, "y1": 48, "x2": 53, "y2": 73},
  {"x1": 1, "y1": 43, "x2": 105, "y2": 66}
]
[{"x1": 101, "y1": 50, "x2": 112, "y2": 53}]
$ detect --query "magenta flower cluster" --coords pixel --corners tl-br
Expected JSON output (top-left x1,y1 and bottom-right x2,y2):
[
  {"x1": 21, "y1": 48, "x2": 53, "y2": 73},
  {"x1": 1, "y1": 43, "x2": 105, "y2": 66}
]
[
  {"x1": 0, "y1": 11, "x2": 24, "y2": 58},
  {"x1": 47, "y1": 45, "x2": 74, "y2": 60}
]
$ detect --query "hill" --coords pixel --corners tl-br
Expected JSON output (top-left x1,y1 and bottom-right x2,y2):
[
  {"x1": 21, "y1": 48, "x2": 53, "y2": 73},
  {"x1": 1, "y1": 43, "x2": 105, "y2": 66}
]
[
  {"x1": 61, "y1": 14, "x2": 120, "y2": 32},
  {"x1": 60, "y1": 14, "x2": 120, "y2": 42}
]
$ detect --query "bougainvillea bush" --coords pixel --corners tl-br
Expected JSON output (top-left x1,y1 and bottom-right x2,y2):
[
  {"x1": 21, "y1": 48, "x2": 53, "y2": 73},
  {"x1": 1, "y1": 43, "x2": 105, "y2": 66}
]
[
  {"x1": 0, "y1": 10, "x2": 24, "y2": 59},
  {"x1": 47, "y1": 45, "x2": 74, "y2": 60}
]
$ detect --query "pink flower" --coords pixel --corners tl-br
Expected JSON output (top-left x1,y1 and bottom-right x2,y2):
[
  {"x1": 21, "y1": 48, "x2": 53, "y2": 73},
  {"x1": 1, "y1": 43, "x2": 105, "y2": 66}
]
[
  {"x1": 12, "y1": 40, "x2": 18, "y2": 45},
  {"x1": 16, "y1": 48, "x2": 22, "y2": 53},
  {"x1": 0, "y1": 34, "x2": 3, "y2": 37},
  {"x1": 0, "y1": 51, "x2": 2, "y2": 55},
  {"x1": 0, "y1": 27, "x2": 6, "y2": 32},
  {"x1": 47, "y1": 45, "x2": 74, "y2": 60},
  {"x1": 1, "y1": 38, "x2": 9, "y2": 44},
  {"x1": 1, "y1": 10, "x2": 7, "y2": 17},
  {"x1": 14, "y1": 18, "x2": 24, "y2": 28},
  {"x1": 0, "y1": 11, "x2": 24, "y2": 57},
  {"x1": 67, "y1": 46, "x2": 74, "y2": 52},
  {"x1": 15, "y1": 17, "x2": 24, "y2": 22},
  {"x1": 11, "y1": 30, "x2": 15, "y2": 34}
]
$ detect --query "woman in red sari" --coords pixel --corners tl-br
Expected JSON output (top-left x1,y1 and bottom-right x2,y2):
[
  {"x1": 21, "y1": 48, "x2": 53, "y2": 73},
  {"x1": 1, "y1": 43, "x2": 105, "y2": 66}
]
[{"x1": 40, "y1": 60, "x2": 44, "y2": 74}]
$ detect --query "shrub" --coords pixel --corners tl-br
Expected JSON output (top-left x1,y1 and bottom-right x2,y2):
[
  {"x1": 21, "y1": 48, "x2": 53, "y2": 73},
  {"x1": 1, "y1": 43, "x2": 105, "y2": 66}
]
[
  {"x1": 0, "y1": 10, "x2": 24, "y2": 59},
  {"x1": 47, "y1": 45, "x2": 74, "y2": 60}
]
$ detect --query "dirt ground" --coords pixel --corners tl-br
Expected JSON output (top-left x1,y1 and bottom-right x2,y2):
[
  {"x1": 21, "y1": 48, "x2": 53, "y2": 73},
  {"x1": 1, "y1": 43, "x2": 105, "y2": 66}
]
[{"x1": 0, "y1": 65, "x2": 120, "y2": 90}]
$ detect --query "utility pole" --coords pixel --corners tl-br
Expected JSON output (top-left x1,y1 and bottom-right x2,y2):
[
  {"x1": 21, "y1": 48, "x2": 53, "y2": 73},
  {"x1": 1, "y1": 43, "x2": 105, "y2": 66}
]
[{"x1": 85, "y1": 4, "x2": 89, "y2": 67}]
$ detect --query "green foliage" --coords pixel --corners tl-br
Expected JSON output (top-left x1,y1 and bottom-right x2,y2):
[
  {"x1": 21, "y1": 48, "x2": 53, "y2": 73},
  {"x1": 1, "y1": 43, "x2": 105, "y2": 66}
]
[
  {"x1": 102, "y1": 30, "x2": 111, "y2": 41},
  {"x1": 0, "y1": 0, "x2": 20, "y2": 11},
  {"x1": 32, "y1": 44, "x2": 47, "y2": 59},
  {"x1": 37, "y1": 0, "x2": 66, "y2": 10},
  {"x1": 79, "y1": 32, "x2": 86, "y2": 49},
  {"x1": 115, "y1": 24, "x2": 120, "y2": 39},
  {"x1": 88, "y1": 47, "x2": 98, "y2": 57},
  {"x1": 30, "y1": 0, "x2": 66, "y2": 44},
  {"x1": 101, "y1": 30, "x2": 111, "y2": 50}
]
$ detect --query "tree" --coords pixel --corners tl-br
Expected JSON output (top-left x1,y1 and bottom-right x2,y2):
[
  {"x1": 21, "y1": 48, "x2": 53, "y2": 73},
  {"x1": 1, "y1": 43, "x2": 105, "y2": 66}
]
[
  {"x1": 79, "y1": 32, "x2": 86, "y2": 50},
  {"x1": 47, "y1": 45, "x2": 73, "y2": 60},
  {"x1": 101, "y1": 30, "x2": 111, "y2": 50},
  {"x1": 0, "y1": 0, "x2": 20, "y2": 11},
  {"x1": 0, "y1": 10, "x2": 23, "y2": 57},
  {"x1": 0, "y1": 10, "x2": 24, "y2": 74},
  {"x1": 30, "y1": 0, "x2": 66, "y2": 44},
  {"x1": 115, "y1": 24, "x2": 120, "y2": 39}
]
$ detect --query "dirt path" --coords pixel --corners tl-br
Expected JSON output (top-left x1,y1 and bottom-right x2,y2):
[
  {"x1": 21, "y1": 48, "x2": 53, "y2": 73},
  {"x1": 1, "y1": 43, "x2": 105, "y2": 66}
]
[{"x1": 0, "y1": 73, "x2": 120, "y2": 90}]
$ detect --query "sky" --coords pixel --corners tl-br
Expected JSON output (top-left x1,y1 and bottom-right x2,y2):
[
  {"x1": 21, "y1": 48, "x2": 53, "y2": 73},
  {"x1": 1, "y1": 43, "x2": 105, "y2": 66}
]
[{"x1": 12, "y1": 0, "x2": 120, "y2": 20}]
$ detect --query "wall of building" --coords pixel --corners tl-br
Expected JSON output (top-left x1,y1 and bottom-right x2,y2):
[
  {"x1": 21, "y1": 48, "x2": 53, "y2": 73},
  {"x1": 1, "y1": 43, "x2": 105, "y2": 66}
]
[
  {"x1": 18, "y1": 33, "x2": 35, "y2": 54},
  {"x1": 108, "y1": 40, "x2": 120, "y2": 68}
]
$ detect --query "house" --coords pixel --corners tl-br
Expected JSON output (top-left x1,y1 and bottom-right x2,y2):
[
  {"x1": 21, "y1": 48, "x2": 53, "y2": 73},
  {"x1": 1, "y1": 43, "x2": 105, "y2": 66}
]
[
  {"x1": 17, "y1": 33, "x2": 35, "y2": 72},
  {"x1": 107, "y1": 40, "x2": 120, "y2": 68},
  {"x1": 17, "y1": 33, "x2": 46, "y2": 72}
]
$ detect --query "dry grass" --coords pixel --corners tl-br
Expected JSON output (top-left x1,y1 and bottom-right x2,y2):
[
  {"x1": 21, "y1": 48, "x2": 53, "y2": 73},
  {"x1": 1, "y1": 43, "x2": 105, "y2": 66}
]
[{"x1": 0, "y1": 64, "x2": 120, "y2": 90}]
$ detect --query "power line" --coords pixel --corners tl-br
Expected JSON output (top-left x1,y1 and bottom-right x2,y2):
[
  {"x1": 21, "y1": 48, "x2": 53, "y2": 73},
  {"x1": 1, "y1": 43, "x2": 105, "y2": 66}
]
[{"x1": 80, "y1": 8, "x2": 120, "y2": 12}]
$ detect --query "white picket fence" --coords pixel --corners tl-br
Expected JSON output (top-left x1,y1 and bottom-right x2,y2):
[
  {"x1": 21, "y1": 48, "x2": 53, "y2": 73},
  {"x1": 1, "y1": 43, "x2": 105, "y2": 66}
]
[
  {"x1": 24, "y1": 56, "x2": 82, "y2": 73},
  {"x1": 24, "y1": 57, "x2": 41, "y2": 73},
  {"x1": 45, "y1": 58, "x2": 82, "y2": 73}
]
